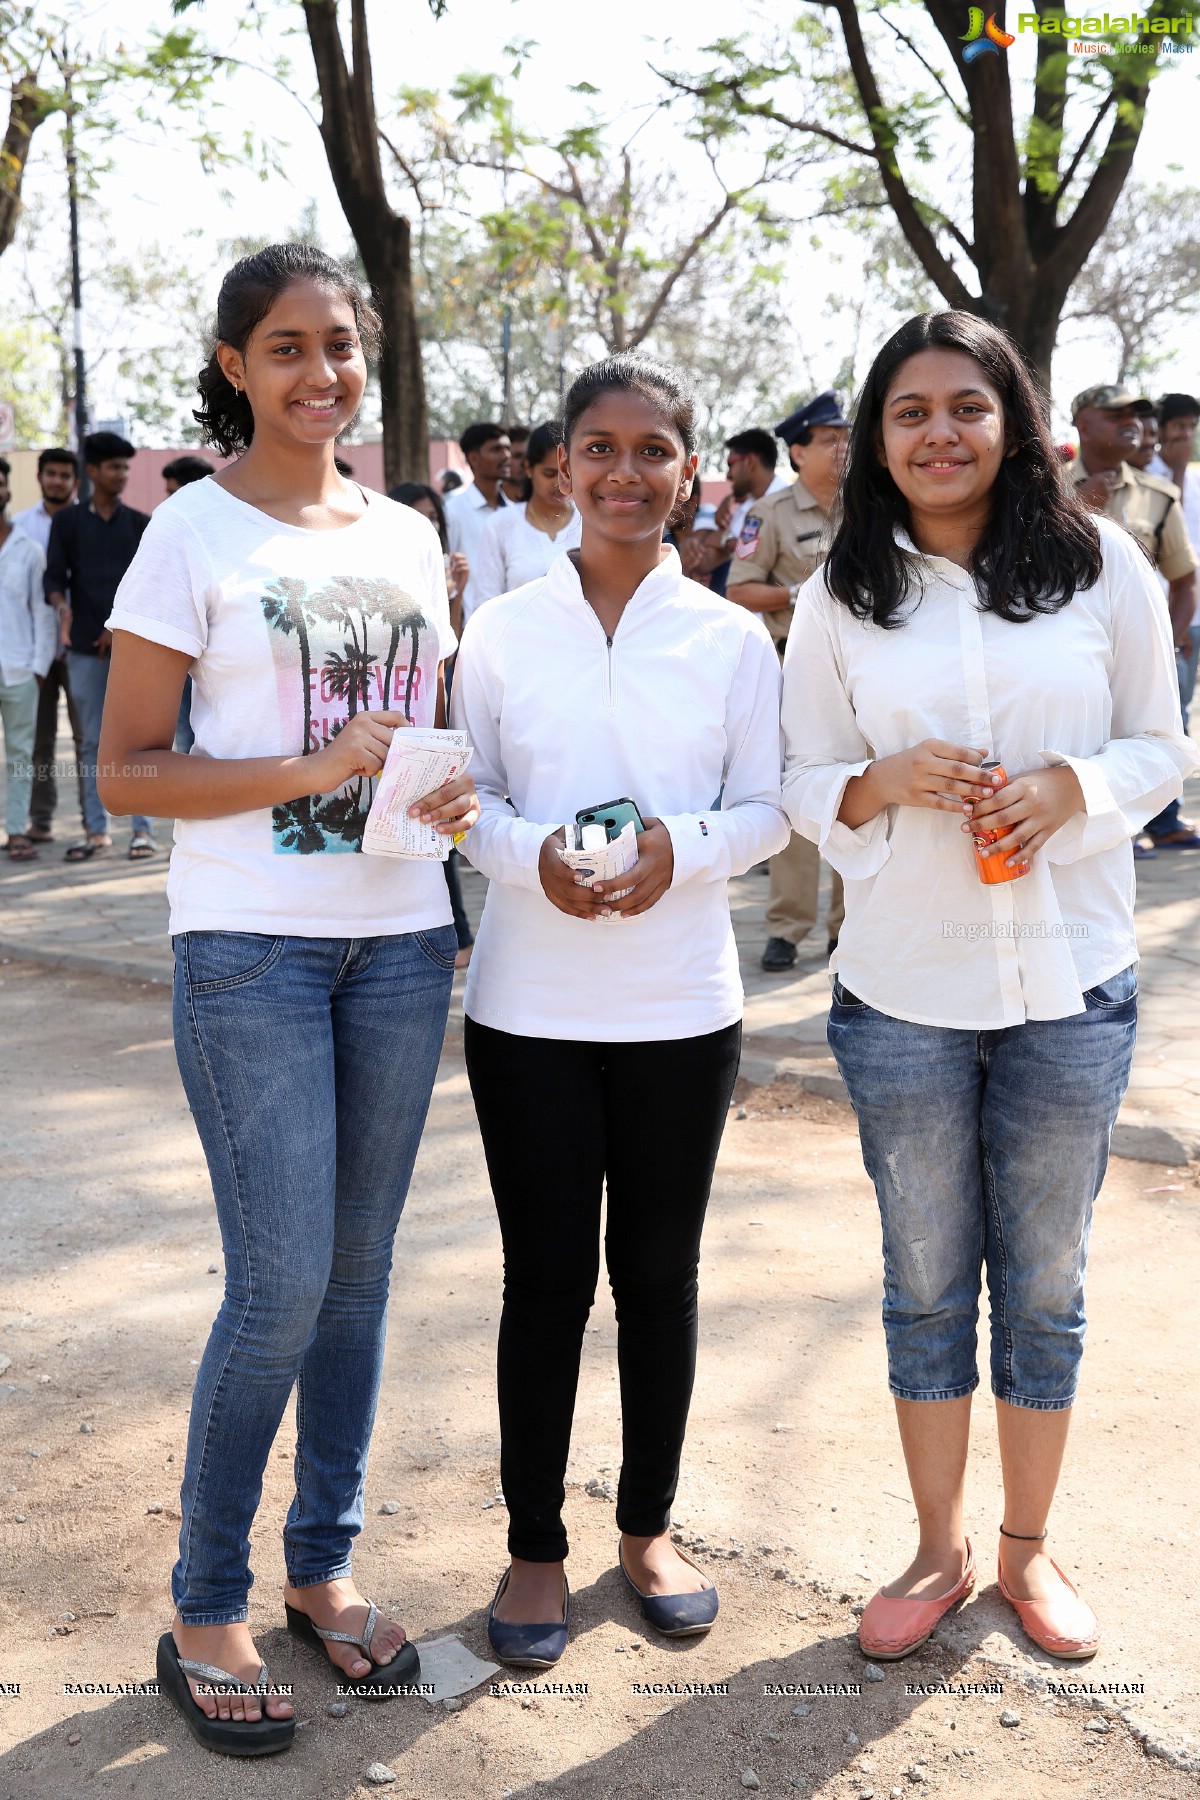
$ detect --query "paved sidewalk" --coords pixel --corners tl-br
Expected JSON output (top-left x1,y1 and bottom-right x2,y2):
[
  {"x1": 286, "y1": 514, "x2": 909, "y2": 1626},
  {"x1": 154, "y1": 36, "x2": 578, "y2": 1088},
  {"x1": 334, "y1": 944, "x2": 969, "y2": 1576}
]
[{"x1": 2, "y1": 756, "x2": 1198, "y2": 1161}]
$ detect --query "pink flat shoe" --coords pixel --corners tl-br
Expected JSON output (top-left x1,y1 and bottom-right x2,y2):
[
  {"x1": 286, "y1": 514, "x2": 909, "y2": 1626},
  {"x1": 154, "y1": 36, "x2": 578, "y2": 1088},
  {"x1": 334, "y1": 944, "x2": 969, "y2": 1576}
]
[
  {"x1": 996, "y1": 1555, "x2": 1099, "y2": 1660},
  {"x1": 857, "y1": 1540, "x2": 975, "y2": 1660}
]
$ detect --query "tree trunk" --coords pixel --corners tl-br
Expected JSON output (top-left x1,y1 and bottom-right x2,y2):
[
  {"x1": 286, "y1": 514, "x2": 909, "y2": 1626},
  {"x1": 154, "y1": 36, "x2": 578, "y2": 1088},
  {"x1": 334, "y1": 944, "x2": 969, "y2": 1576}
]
[
  {"x1": 0, "y1": 80, "x2": 47, "y2": 261},
  {"x1": 302, "y1": 0, "x2": 430, "y2": 490},
  {"x1": 825, "y1": 1, "x2": 1166, "y2": 388},
  {"x1": 362, "y1": 215, "x2": 428, "y2": 488}
]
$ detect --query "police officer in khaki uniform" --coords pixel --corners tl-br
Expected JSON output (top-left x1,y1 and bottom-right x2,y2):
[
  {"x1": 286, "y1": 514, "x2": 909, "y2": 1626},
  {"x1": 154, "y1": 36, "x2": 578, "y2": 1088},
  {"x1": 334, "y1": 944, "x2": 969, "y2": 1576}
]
[
  {"x1": 1071, "y1": 383, "x2": 1200, "y2": 851},
  {"x1": 727, "y1": 392, "x2": 848, "y2": 969}
]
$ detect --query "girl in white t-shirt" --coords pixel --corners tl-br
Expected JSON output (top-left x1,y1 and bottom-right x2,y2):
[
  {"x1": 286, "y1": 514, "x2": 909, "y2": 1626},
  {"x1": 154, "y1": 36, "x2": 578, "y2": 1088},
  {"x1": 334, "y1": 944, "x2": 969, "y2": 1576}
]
[{"x1": 98, "y1": 244, "x2": 478, "y2": 1757}]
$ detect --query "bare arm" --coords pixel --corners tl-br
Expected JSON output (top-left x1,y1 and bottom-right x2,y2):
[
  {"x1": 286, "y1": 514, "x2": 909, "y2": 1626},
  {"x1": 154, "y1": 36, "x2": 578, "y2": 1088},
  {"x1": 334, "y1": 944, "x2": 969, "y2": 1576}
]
[
  {"x1": 1167, "y1": 572, "x2": 1196, "y2": 651},
  {"x1": 97, "y1": 631, "x2": 407, "y2": 819},
  {"x1": 726, "y1": 579, "x2": 793, "y2": 615},
  {"x1": 98, "y1": 634, "x2": 478, "y2": 836}
]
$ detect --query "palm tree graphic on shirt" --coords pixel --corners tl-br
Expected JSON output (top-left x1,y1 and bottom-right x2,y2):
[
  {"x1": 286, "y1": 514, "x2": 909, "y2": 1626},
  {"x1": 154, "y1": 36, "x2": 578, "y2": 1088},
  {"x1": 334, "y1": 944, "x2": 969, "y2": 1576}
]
[{"x1": 260, "y1": 572, "x2": 433, "y2": 853}]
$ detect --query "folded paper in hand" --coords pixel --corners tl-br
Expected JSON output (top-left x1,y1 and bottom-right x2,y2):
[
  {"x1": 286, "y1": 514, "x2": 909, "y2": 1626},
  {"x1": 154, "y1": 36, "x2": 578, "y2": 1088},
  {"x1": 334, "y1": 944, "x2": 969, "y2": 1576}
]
[
  {"x1": 557, "y1": 819, "x2": 638, "y2": 904},
  {"x1": 362, "y1": 727, "x2": 472, "y2": 861}
]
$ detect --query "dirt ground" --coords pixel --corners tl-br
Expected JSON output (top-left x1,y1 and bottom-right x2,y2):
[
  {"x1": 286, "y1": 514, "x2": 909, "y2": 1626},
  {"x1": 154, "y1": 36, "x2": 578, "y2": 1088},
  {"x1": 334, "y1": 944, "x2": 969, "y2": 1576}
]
[{"x1": 1, "y1": 959, "x2": 1198, "y2": 1800}]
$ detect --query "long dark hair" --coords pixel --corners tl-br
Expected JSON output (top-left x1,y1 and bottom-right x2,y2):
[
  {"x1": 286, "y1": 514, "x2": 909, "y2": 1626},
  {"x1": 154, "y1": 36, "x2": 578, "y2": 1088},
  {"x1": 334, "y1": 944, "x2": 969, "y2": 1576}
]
[
  {"x1": 519, "y1": 419, "x2": 564, "y2": 501},
  {"x1": 826, "y1": 311, "x2": 1101, "y2": 628},
  {"x1": 389, "y1": 481, "x2": 448, "y2": 551},
  {"x1": 195, "y1": 244, "x2": 382, "y2": 458}
]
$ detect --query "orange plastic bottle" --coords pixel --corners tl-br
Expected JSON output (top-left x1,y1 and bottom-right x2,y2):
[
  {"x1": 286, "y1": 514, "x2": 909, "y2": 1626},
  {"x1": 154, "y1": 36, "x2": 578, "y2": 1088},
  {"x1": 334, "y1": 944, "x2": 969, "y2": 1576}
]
[{"x1": 972, "y1": 761, "x2": 1030, "y2": 884}]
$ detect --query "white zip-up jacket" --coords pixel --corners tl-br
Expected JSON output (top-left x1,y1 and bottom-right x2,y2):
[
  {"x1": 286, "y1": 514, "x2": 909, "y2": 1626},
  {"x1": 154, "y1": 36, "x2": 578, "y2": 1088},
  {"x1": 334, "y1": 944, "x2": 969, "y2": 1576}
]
[{"x1": 450, "y1": 547, "x2": 790, "y2": 1040}]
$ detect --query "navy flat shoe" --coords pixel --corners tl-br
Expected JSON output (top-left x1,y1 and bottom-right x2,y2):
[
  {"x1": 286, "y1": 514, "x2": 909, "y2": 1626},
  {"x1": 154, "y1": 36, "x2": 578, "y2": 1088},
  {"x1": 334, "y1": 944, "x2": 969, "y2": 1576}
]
[
  {"x1": 486, "y1": 1568, "x2": 570, "y2": 1668},
  {"x1": 618, "y1": 1541, "x2": 719, "y2": 1637}
]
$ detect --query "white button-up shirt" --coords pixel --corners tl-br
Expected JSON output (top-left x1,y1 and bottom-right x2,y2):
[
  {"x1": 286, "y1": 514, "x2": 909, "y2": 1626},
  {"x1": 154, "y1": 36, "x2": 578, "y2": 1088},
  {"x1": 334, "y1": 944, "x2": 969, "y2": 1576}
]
[
  {"x1": 12, "y1": 501, "x2": 60, "y2": 556},
  {"x1": 0, "y1": 527, "x2": 55, "y2": 687},
  {"x1": 781, "y1": 517, "x2": 1199, "y2": 1027},
  {"x1": 1148, "y1": 451, "x2": 1200, "y2": 625},
  {"x1": 444, "y1": 484, "x2": 511, "y2": 623}
]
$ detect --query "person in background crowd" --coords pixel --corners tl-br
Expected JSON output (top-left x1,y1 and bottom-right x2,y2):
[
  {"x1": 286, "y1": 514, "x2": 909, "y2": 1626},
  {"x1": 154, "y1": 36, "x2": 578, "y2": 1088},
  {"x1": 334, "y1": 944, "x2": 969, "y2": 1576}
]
[
  {"x1": 501, "y1": 424, "x2": 531, "y2": 504},
  {"x1": 444, "y1": 422, "x2": 512, "y2": 623},
  {"x1": 783, "y1": 310, "x2": 1197, "y2": 1667},
  {"x1": 388, "y1": 482, "x2": 470, "y2": 637},
  {"x1": 1128, "y1": 408, "x2": 1159, "y2": 472},
  {"x1": 727, "y1": 393, "x2": 850, "y2": 970},
  {"x1": 161, "y1": 457, "x2": 215, "y2": 755},
  {"x1": 44, "y1": 431, "x2": 157, "y2": 862},
  {"x1": 1072, "y1": 384, "x2": 1199, "y2": 852},
  {"x1": 1144, "y1": 392, "x2": 1200, "y2": 846},
  {"x1": 452, "y1": 352, "x2": 789, "y2": 1670},
  {"x1": 14, "y1": 448, "x2": 85, "y2": 846},
  {"x1": 710, "y1": 428, "x2": 789, "y2": 596},
  {"x1": 96, "y1": 241, "x2": 479, "y2": 1757},
  {"x1": 440, "y1": 467, "x2": 464, "y2": 496},
  {"x1": 390, "y1": 478, "x2": 475, "y2": 968},
  {"x1": 1, "y1": 457, "x2": 58, "y2": 860},
  {"x1": 472, "y1": 421, "x2": 582, "y2": 607},
  {"x1": 163, "y1": 455, "x2": 216, "y2": 495},
  {"x1": 664, "y1": 482, "x2": 726, "y2": 588}
]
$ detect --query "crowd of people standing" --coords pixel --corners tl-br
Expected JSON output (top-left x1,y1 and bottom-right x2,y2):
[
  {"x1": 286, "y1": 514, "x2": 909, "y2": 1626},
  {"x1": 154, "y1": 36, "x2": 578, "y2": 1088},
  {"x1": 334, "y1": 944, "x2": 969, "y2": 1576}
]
[{"x1": 1, "y1": 238, "x2": 1198, "y2": 1765}]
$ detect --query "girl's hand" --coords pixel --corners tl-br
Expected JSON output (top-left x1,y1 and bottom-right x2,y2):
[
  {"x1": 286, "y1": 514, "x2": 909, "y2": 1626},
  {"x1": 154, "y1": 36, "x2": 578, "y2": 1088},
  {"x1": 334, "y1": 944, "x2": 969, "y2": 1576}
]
[
  {"x1": 966, "y1": 765, "x2": 1085, "y2": 867},
  {"x1": 877, "y1": 740, "x2": 999, "y2": 811},
  {"x1": 538, "y1": 828, "x2": 610, "y2": 920},
  {"x1": 591, "y1": 818, "x2": 675, "y2": 917},
  {"x1": 308, "y1": 711, "x2": 408, "y2": 793},
  {"x1": 447, "y1": 552, "x2": 469, "y2": 602},
  {"x1": 410, "y1": 768, "x2": 480, "y2": 835}
]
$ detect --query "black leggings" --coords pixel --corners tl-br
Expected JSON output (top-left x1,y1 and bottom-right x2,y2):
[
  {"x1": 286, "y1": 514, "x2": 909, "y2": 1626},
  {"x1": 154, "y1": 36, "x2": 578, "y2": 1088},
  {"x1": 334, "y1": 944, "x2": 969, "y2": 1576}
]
[{"x1": 464, "y1": 1017, "x2": 741, "y2": 1562}]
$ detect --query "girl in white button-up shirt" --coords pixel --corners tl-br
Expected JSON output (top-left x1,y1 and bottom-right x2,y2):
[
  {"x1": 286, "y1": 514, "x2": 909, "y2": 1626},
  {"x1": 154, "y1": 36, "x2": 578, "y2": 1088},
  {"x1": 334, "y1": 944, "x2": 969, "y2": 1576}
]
[{"x1": 782, "y1": 310, "x2": 1198, "y2": 1667}]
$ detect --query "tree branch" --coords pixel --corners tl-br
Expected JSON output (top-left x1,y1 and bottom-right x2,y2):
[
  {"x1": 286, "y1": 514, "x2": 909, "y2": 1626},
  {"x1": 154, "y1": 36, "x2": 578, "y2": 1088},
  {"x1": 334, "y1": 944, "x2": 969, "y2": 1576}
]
[
  {"x1": 825, "y1": 0, "x2": 975, "y2": 308},
  {"x1": 654, "y1": 68, "x2": 875, "y2": 162},
  {"x1": 1054, "y1": 59, "x2": 1157, "y2": 291},
  {"x1": 378, "y1": 126, "x2": 430, "y2": 210},
  {"x1": 0, "y1": 76, "x2": 50, "y2": 259},
  {"x1": 627, "y1": 193, "x2": 737, "y2": 347},
  {"x1": 1050, "y1": 91, "x2": 1115, "y2": 212},
  {"x1": 880, "y1": 14, "x2": 969, "y2": 129}
]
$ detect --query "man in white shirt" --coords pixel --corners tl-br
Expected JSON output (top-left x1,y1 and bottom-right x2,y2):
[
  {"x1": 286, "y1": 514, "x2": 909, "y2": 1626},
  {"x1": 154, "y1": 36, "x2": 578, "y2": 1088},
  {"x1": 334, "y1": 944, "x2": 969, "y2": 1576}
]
[
  {"x1": 13, "y1": 446, "x2": 85, "y2": 845},
  {"x1": 444, "y1": 422, "x2": 512, "y2": 623},
  {"x1": 0, "y1": 457, "x2": 58, "y2": 859},
  {"x1": 712, "y1": 430, "x2": 790, "y2": 592}
]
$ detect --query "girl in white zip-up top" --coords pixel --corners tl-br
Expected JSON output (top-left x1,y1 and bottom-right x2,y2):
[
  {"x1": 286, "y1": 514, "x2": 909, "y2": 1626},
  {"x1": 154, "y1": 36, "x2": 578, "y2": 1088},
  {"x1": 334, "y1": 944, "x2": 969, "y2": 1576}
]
[{"x1": 450, "y1": 354, "x2": 789, "y2": 1665}]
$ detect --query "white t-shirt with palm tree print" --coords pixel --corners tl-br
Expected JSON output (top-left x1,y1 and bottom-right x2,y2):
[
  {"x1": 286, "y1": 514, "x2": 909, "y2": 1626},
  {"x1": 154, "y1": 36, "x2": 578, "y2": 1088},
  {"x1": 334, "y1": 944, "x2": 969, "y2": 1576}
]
[{"x1": 108, "y1": 479, "x2": 457, "y2": 938}]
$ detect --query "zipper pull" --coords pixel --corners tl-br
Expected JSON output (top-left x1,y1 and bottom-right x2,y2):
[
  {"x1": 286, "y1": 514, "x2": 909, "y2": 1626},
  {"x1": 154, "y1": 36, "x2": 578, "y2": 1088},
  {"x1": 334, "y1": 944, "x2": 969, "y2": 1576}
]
[{"x1": 606, "y1": 636, "x2": 613, "y2": 647}]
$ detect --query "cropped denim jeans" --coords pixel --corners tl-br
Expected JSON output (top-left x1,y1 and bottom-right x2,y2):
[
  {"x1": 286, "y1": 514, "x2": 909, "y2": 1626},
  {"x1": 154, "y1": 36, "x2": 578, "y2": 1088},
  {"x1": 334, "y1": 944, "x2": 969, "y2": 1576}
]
[
  {"x1": 170, "y1": 927, "x2": 456, "y2": 1625},
  {"x1": 827, "y1": 967, "x2": 1136, "y2": 1412}
]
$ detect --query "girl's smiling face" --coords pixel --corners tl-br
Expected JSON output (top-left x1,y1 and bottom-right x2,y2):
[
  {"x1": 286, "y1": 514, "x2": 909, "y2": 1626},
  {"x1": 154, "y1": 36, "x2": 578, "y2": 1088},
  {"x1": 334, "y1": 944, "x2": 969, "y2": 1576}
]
[
  {"x1": 560, "y1": 388, "x2": 697, "y2": 544},
  {"x1": 216, "y1": 277, "x2": 368, "y2": 449},
  {"x1": 879, "y1": 347, "x2": 1009, "y2": 524}
]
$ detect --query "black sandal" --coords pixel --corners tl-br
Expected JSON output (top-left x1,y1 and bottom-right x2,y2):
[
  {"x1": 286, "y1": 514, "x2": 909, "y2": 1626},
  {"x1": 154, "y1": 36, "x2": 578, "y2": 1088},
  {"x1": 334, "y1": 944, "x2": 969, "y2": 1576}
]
[
  {"x1": 156, "y1": 1632, "x2": 294, "y2": 1757},
  {"x1": 284, "y1": 1598, "x2": 420, "y2": 1697}
]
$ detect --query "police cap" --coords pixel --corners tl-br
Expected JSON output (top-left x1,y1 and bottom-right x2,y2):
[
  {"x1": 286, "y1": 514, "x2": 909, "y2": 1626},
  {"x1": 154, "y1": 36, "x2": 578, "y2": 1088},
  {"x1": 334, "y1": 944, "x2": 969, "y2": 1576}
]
[
  {"x1": 775, "y1": 391, "x2": 849, "y2": 445},
  {"x1": 1070, "y1": 383, "x2": 1155, "y2": 421}
]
